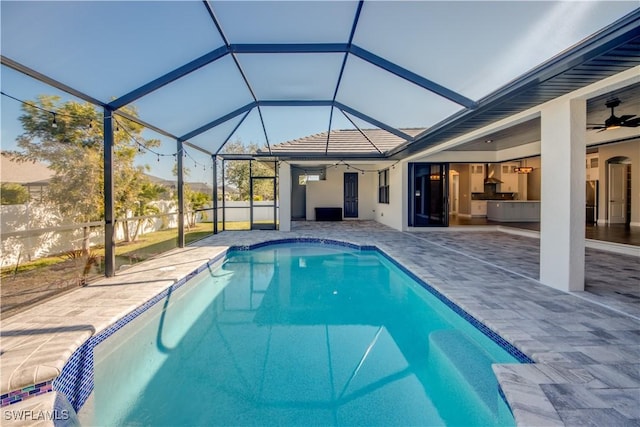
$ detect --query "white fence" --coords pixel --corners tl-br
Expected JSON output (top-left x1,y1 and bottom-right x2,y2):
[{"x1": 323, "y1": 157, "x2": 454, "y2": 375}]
[
  {"x1": 221, "y1": 201, "x2": 278, "y2": 222},
  {"x1": 1, "y1": 201, "x2": 278, "y2": 267}
]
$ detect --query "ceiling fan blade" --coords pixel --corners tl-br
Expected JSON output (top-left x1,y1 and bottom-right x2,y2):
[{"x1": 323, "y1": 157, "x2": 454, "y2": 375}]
[
  {"x1": 619, "y1": 114, "x2": 636, "y2": 121},
  {"x1": 621, "y1": 117, "x2": 640, "y2": 127}
]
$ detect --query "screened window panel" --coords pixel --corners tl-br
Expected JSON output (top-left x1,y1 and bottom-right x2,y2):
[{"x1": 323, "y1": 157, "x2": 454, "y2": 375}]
[
  {"x1": 261, "y1": 106, "x2": 333, "y2": 146},
  {"x1": 220, "y1": 109, "x2": 268, "y2": 154},
  {"x1": 129, "y1": 56, "x2": 254, "y2": 137},
  {"x1": 353, "y1": 1, "x2": 640, "y2": 100},
  {"x1": 329, "y1": 108, "x2": 358, "y2": 132},
  {"x1": 186, "y1": 114, "x2": 249, "y2": 155},
  {"x1": 337, "y1": 56, "x2": 462, "y2": 130},
  {"x1": 213, "y1": 1, "x2": 359, "y2": 43},
  {"x1": 1, "y1": 65, "x2": 101, "y2": 153},
  {"x1": 1, "y1": 1, "x2": 225, "y2": 101},
  {"x1": 237, "y1": 54, "x2": 344, "y2": 100},
  {"x1": 338, "y1": 111, "x2": 411, "y2": 154}
]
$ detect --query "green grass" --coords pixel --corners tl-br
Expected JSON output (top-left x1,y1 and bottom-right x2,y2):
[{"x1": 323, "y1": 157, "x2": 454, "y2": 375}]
[
  {"x1": 1, "y1": 223, "x2": 215, "y2": 276},
  {"x1": 2, "y1": 221, "x2": 279, "y2": 276}
]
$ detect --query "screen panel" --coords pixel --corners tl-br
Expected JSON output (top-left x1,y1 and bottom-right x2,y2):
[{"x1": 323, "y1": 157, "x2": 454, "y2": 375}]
[
  {"x1": 337, "y1": 56, "x2": 462, "y2": 130},
  {"x1": 1, "y1": 1, "x2": 225, "y2": 101},
  {"x1": 128, "y1": 56, "x2": 253, "y2": 137},
  {"x1": 237, "y1": 53, "x2": 344, "y2": 100},
  {"x1": 213, "y1": 1, "x2": 359, "y2": 43}
]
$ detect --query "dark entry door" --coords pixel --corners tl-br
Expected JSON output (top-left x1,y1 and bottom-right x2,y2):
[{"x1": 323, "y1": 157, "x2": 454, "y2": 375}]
[
  {"x1": 409, "y1": 163, "x2": 449, "y2": 227},
  {"x1": 344, "y1": 172, "x2": 358, "y2": 218}
]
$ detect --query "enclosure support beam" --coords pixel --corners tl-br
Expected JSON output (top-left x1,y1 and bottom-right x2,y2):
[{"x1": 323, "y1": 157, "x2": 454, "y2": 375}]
[
  {"x1": 103, "y1": 109, "x2": 116, "y2": 277},
  {"x1": 177, "y1": 139, "x2": 185, "y2": 248},
  {"x1": 213, "y1": 156, "x2": 218, "y2": 234},
  {"x1": 335, "y1": 102, "x2": 413, "y2": 141},
  {"x1": 221, "y1": 160, "x2": 226, "y2": 231},
  {"x1": 109, "y1": 46, "x2": 230, "y2": 110}
]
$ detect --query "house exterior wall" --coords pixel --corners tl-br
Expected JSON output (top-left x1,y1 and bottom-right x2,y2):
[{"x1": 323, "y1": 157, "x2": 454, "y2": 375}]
[
  {"x1": 290, "y1": 168, "x2": 306, "y2": 219},
  {"x1": 375, "y1": 164, "x2": 403, "y2": 230},
  {"x1": 597, "y1": 139, "x2": 640, "y2": 226},
  {"x1": 305, "y1": 165, "x2": 377, "y2": 221}
]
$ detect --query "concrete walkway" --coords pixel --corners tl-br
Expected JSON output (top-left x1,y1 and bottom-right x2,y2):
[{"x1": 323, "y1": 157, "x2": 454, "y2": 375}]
[{"x1": 1, "y1": 221, "x2": 639, "y2": 426}]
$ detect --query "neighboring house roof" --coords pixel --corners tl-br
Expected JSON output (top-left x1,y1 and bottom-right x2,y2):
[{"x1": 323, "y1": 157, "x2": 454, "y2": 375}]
[
  {"x1": 267, "y1": 128, "x2": 425, "y2": 156},
  {"x1": 0, "y1": 153, "x2": 54, "y2": 185},
  {"x1": 144, "y1": 174, "x2": 221, "y2": 195}
]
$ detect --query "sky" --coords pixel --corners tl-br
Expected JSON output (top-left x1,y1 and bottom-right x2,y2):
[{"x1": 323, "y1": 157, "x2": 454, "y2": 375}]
[{"x1": 1, "y1": 0, "x2": 638, "y2": 180}]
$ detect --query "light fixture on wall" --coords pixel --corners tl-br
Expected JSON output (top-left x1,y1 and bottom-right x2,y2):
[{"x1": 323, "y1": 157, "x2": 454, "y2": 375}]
[{"x1": 514, "y1": 167, "x2": 533, "y2": 174}]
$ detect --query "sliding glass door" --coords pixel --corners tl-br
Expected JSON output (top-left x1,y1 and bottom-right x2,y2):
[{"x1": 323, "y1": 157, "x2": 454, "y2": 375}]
[{"x1": 409, "y1": 163, "x2": 449, "y2": 227}]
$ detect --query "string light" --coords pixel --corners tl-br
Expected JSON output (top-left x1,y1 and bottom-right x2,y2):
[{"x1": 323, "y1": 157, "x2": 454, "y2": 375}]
[
  {"x1": 281, "y1": 159, "x2": 400, "y2": 175},
  {"x1": 3, "y1": 90, "x2": 230, "y2": 172}
]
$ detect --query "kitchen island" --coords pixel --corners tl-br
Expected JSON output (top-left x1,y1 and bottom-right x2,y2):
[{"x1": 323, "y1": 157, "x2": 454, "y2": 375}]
[{"x1": 487, "y1": 200, "x2": 540, "y2": 222}]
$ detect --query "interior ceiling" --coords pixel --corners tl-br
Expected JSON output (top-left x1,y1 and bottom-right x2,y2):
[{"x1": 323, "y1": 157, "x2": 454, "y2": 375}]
[{"x1": 447, "y1": 82, "x2": 640, "y2": 152}]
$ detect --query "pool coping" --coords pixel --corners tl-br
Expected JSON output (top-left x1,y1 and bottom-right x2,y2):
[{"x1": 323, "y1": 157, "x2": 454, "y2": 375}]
[{"x1": 2, "y1": 230, "x2": 637, "y2": 426}]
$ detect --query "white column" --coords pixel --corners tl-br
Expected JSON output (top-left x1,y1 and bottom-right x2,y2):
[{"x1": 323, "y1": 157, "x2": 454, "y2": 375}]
[
  {"x1": 278, "y1": 161, "x2": 291, "y2": 232},
  {"x1": 540, "y1": 98, "x2": 586, "y2": 291}
]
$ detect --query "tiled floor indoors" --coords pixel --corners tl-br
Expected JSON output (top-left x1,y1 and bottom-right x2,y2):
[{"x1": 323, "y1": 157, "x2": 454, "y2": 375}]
[
  {"x1": 449, "y1": 214, "x2": 640, "y2": 247},
  {"x1": 1, "y1": 221, "x2": 639, "y2": 426}
]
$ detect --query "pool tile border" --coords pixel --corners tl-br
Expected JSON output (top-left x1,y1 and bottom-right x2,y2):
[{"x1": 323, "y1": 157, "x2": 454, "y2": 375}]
[
  {"x1": 49, "y1": 250, "x2": 230, "y2": 411},
  {"x1": 0, "y1": 382, "x2": 53, "y2": 406},
  {"x1": 9, "y1": 237, "x2": 531, "y2": 415},
  {"x1": 374, "y1": 248, "x2": 533, "y2": 364}
]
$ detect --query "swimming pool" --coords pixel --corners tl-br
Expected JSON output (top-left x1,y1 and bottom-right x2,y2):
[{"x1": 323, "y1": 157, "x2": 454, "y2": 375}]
[{"x1": 80, "y1": 242, "x2": 527, "y2": 426}]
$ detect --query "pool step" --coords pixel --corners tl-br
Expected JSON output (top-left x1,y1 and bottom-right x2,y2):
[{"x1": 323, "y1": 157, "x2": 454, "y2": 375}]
[{"x1": 428, "y1": 329, "x2": 499, "y2": 415}]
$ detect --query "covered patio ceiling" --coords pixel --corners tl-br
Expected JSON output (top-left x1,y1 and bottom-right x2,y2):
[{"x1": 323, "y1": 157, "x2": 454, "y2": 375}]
[{"x1": 1, "y1": 1, "x2": 639, "y2": 159}]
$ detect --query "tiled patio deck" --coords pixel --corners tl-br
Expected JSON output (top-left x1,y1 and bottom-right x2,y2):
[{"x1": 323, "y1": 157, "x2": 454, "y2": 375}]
[{"x1": 1, "y1": 221, "x2": 639, "y2": 426}]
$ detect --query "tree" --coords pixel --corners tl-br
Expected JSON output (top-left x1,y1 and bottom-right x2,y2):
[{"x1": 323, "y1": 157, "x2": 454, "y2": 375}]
[
  {"x1": 185, "y1": 189, "x2": 211, "y2": 228},
  {"x1": 7, "y1": 95, "x2": 160, "y2": 252},
  {"x1": 1, "y1": 183, "x2": 30, "y2": 205},
  {"x1": 171, "y1": 163, "x2": 212, "y2": 228},
  {"x1": 221, "y1": 141, "x2": 275, "y2": 201},
  {"x1": 128, "y1": 182, "x2": 167, "y2": 242}
]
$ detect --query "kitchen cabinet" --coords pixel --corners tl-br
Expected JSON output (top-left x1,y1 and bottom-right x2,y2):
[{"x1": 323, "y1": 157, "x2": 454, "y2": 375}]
[
  {"x1": 471, "y1": 200, "x2": 487, "y2": 217},
  {"x1": 470, "y1": 164, "x2": 484, "y2": 193},
  {"x1": 487, "y1": 201, "x2": 540, "y2": 222},
  {"x1": 498, "y1": 163, "x2": 519, "y2": 193},
  {"x1": 586, "y1": 154, "x2": 599, "y2": 181}
]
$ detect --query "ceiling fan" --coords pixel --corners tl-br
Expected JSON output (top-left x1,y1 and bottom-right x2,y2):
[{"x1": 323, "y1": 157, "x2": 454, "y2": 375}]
[{"x1": 587, "y1": 98, "x2": 640, "y2": 131}]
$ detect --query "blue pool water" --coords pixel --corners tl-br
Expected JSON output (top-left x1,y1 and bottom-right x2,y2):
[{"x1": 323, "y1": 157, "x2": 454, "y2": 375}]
[{"x1": 85, "y1": 243, "x2": 522, "y2": 426}]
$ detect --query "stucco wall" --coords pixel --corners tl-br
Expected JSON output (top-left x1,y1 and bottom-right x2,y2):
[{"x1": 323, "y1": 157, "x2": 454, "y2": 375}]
[
  {"x1": 290, "y1": 168, "x2": 306, "y2": 219},
  {"x1": 597, "y1": 139, "x2": 640, "y2": 225},
  {"x1": 375, "y1": 164, "x2": 403, "y2": 230},
  {"x1": 525, "y1": 157, "x2": 542, "y2": 200},
  {"x1": 306, "y1": 165, "x2": 377, "y2": 221}
]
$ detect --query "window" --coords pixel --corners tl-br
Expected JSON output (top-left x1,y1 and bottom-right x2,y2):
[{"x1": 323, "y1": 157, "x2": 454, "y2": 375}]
[
  {"x1": 378, "y1": 169, "x2": 389, "y2": 204},
  {"x1": 299, "y1": 174, "x2": 321, "y2": 185}
]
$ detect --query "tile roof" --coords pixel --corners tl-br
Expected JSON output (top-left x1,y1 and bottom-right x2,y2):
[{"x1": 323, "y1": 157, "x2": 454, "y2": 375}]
[{"x1": 266, "y1": 128, "x2": 425, "y2": 155}]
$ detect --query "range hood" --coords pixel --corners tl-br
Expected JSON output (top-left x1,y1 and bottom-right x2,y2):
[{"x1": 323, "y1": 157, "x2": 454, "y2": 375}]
[{"x1": 484, "y1": 164, "x2": 503, "y2": 184}]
